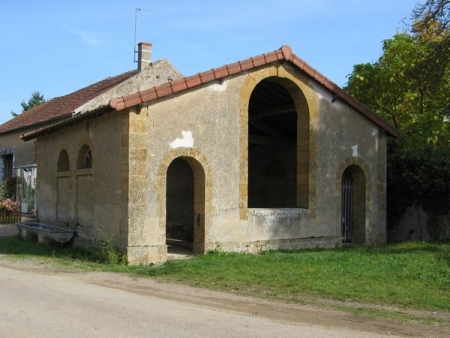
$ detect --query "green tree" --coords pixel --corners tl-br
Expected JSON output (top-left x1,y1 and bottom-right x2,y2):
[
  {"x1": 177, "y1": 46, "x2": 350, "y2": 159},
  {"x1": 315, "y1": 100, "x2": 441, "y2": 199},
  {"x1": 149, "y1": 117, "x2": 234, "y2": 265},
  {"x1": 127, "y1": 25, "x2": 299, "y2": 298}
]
[
  {"x1": 345, "y1": 33, "x2": 449, "y2": 147},
  {"x1": 345, "y1": 0, "x2": 450, "y2": 239},
  {"x1": 11, "y1": 91, "x2": 46, "y2": 117}
]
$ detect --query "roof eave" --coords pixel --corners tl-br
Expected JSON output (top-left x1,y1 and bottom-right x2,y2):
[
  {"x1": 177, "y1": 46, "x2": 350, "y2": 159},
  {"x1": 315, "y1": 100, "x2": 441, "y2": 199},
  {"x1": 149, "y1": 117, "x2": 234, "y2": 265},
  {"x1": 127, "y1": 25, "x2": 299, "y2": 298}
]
[
  {"x1": 21, "y1": 106, "x2": 110, "y2": 141},
  {"x1": 109, "y1": 45, "x2": 400, "y2": 138},
  {"x1": 0, "y1": 114, "x2": 73, "y2": 136}
]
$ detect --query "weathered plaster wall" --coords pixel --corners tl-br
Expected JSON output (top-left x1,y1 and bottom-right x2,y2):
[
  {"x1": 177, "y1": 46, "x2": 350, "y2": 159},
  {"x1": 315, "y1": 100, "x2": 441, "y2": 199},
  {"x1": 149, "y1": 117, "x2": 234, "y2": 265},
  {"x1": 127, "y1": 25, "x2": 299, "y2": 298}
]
[
  {"x1": 137, "y1": 76, "x2": 243, "y2": 262},
  {"x1": 34, "y1": 62, "x2": 388, "y2": 265},
  {"x1": 313, "y1": 81, "x2": 387, "y2": 245},
  {"x1": 237, "y1": 65, "x2": 319, "y2": 251},
  {"x1": 36, "y1": 112, "x2": 126, "y2": 248},
  {"x1": 0, "y1": 128, "x2": 37, "y2": 168},
  {"x1": 77, "y1": 59, "x2": 183, "y2": 114},
  {"x1": 135, "y1": 62, "x2": 387, "y2": 263},
  {"x1": 0, "y1": 127, "x2": 40, "y2": 204}
]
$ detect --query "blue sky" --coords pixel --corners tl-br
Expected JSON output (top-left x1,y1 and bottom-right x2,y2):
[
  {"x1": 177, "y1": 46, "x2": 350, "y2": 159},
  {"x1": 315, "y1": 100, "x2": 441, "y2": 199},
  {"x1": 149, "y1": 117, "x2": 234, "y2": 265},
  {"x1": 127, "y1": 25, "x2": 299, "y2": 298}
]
[{"x1": 0, "y1": 0, "x2": 416, "y2": 126}]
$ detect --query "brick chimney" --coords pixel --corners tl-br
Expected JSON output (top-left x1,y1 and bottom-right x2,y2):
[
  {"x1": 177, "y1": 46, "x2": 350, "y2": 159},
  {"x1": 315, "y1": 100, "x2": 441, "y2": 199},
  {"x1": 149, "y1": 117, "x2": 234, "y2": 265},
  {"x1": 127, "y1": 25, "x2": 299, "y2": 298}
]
[{"x1": 137, "y1": 42, "x2": 152, "y2": 71}]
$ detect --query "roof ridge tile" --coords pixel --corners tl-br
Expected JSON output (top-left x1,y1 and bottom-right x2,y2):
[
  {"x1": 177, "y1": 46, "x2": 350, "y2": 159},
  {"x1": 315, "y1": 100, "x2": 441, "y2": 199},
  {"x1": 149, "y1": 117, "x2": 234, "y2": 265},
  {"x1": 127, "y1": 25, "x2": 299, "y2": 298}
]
[{"x1": 106, "y1": 45, "x2": 399, "y2": 137}]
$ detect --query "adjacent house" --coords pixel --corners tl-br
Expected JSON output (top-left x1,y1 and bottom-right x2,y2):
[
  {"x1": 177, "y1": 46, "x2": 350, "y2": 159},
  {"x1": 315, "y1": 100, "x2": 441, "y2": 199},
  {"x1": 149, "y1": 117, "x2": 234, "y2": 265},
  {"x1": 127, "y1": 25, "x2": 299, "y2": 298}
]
[
  {"x1": 22, "y1": 44, "x2": 399, "y2": 265},
  {"x1": 0, "y1": 42, "x2": 182, "y2": 213}
]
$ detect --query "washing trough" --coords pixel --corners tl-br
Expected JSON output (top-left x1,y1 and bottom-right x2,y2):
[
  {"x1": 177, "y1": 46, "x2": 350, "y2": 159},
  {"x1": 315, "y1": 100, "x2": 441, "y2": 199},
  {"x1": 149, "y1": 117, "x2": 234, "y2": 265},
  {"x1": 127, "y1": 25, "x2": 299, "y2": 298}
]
[{"x1": 16, "y1": 221, "x2": 76, "y2": 244}]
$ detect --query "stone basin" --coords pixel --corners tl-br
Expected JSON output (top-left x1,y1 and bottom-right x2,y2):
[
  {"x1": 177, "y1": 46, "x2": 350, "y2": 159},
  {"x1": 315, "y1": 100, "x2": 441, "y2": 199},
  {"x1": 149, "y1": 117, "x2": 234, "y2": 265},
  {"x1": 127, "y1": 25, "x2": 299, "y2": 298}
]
[{"x1": 16, "y1": 221, "x2": 76, "y2": 244}]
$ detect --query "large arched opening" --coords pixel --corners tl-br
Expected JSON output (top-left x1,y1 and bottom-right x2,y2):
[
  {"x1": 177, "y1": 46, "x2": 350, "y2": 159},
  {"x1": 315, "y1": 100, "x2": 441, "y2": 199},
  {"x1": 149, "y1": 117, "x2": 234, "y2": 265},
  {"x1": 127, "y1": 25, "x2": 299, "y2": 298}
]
[{"x1": 247, "y1": 77, "x2": 309, "y2": 208}]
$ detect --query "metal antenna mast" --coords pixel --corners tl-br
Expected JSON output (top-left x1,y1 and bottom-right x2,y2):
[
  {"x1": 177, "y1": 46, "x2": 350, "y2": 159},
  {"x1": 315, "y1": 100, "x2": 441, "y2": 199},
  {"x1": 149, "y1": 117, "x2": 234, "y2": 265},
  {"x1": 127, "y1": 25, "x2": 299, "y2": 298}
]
[{"x1": 133, "y1": 8, "x2": 157, "y2": 64}]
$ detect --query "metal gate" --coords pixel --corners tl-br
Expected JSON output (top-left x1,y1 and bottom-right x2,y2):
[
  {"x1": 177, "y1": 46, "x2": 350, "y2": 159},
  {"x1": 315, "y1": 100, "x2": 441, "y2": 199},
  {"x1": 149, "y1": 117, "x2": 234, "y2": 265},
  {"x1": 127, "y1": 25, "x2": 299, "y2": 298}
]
[{"x1": 341, "y1": 171, "x2": 353, "y2": 243}]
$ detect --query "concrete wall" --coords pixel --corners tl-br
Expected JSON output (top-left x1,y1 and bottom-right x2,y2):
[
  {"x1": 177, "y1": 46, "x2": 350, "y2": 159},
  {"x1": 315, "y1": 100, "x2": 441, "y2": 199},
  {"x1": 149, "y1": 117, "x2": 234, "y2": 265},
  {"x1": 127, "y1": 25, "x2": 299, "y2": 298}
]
[{"x1": 36, "y1": 112, "x2": 126, "y2": 249}]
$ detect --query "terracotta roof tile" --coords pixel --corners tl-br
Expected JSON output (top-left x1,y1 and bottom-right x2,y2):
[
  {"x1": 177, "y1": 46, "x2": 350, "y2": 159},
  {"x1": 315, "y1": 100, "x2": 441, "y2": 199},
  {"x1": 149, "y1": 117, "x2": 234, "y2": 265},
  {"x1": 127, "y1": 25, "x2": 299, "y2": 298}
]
[
  {"x1": 0, "y1": 69, "x2": 139, "y2": 134},
  {"x1": 275, "y1": 50, "x2": 284, "y2": 60},
  {"x1": 213, "y1": 66, "x2": 228, "y2": 79},
  {"x1": 109, "y1": 97, "x2": 125, "y2": 111},
  {"x1": 200, "y1": 70, "x2": 215, "y2": 83},
  {"x1": 25, "y1": 45, "x2": 401, "y2": 140},
  {"x1": 252, "y1": 55, "x2": 266, "y2": 67},
  {"x1": 240, "y1": 58, "x2": 254, "y2": 71},
  {"x1": 155, "y1": 82, "x2": 173, "y2": 98},
  {"x1": 264, "y1": 51, "x2": 279, "y2": 64},
  {"x1": 281, "y1": 45, "x2": 293, "y2": 60},
  {"x1": 105, "y1": 45, "x2": 399, "y2": 137},
  {"x1": 124, "y1": 92, "x2": 141, "y2": 108},
  {"x1": 140, "y1": 88, "x2": 158, "y2": 102},
  {"x1": 171, "y1": 79, "x2": 188, "y2": 93},
  {"x1": 226, "y1": 62, "x2": 242, "y2": 75},
  {"x1": 312, "y1": 71, "x2": 325, "y2": 86},
  {"x1": 185, "y1": 74, "x2": 202, "y2": 88}
]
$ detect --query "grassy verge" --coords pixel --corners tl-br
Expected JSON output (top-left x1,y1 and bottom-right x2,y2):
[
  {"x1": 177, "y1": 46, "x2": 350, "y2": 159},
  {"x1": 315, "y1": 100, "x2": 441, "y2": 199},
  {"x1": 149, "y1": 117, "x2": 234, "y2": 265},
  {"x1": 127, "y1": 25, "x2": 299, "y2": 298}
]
[
  {"x1": 1, "y1": 236, "x2": 449, "y2": 315},
  {"x1": 138, "y1": 243, "x2": 450, "y2": 312}
]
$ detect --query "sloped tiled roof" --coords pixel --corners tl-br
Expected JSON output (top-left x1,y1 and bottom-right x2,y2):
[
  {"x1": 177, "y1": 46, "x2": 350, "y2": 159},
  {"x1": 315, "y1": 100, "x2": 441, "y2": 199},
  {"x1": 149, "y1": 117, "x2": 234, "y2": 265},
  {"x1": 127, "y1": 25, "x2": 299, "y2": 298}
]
[
  {"x1": 0, "y1": 70, "x2": 139, "y2": 134},
  {"x1": 109, "y1": 45, "x2": 400, "y2": 138}
]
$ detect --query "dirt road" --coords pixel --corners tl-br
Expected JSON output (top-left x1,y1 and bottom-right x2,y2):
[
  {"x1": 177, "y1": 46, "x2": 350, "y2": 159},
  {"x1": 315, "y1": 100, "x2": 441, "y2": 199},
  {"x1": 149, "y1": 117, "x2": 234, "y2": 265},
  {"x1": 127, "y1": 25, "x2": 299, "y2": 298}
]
[{"x1": 0, "y1": 257, "x2": 448, "y2": 338}]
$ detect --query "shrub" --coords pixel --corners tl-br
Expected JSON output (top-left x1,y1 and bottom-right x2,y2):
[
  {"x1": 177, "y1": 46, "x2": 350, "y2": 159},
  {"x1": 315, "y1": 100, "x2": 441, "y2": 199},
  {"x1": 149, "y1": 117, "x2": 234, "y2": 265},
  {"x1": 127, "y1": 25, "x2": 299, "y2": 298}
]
[
  {"x1": 0, "y1": 198, "x2": 20, "y2": 213},
  {"x1": 1, "y1": 176, "x2": 18, "y2": 200},
  {"x1": 387, "y1": 140, "x2": 450, "y2": 240}
]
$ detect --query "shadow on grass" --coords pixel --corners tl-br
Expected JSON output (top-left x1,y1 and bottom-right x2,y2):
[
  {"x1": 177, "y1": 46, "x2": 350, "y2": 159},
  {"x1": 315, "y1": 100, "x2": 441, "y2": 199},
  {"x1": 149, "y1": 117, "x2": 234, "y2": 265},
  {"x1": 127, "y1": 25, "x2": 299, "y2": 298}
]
[
  {"x1": 0, "y1": 235, "x2": 98, "y2": 263},
  {"x1": 264, "y1": 241, "x2": 450, "y2": 254},
  {"x1": 2, "y1": 235, "x2": 449, "y2": 268},
  {"x1": 263, "y1": 242, "x2": 450, "y2": 268}
]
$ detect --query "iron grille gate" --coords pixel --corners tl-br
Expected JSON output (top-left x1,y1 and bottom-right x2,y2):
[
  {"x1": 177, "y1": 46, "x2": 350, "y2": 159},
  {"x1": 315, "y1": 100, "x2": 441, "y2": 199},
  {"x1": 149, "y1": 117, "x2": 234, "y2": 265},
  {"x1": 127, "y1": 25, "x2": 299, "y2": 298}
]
[{"x1": 341, "y1": 172, "x2": 353, "y2": 243}]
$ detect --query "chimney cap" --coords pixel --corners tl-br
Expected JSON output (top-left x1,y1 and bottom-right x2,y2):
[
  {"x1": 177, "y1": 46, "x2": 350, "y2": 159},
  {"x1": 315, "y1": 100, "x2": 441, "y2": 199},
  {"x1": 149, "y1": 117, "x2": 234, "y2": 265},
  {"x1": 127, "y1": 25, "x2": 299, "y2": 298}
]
[{"x1": 137, "y1": 42, "x2": 152, "y2": 71}]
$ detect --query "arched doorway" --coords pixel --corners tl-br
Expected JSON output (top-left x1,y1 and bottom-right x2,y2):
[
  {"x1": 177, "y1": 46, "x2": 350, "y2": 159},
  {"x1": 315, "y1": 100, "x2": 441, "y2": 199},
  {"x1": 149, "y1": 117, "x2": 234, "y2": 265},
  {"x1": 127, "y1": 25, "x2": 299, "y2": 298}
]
[
  {"x1": 341, "y1": 165, "x2": 366, "y2": 244},
  {"x1": 166, "y1": 157, "x2": 205, "y2": 254}
]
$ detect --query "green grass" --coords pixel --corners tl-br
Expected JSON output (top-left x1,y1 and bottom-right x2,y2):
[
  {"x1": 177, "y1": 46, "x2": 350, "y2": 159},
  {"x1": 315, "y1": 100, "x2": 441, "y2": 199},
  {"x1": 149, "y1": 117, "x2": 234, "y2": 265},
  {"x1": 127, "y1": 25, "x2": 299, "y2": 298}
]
[
  {"x1": 1, "y1": 236, "x2": 449, "y2": 313},
  {"x1": 138, "y1": 243, "x2": 450, "y2": 312}
]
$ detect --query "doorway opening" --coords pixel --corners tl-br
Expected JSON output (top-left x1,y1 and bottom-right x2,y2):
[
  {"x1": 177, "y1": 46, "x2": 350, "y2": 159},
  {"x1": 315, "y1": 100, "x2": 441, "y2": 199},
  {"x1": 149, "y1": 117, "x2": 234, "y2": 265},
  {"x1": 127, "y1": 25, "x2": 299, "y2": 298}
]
[
  {"x1": 2, "y1": 154, "x2": 13, "y2": 180},
  {"x1": 166, "y1": 157, "x2": 205, "y2": 256},
  {"x1": 341, "y1": 165, "x2": 366, "y2": 244}
]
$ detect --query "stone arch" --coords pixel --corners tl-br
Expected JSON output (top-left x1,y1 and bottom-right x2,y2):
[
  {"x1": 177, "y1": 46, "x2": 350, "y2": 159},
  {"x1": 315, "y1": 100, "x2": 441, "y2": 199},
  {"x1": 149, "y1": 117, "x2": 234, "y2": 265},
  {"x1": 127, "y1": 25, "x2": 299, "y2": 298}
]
[
  {"x1": 238, "y1": 65, "x2": 318, "y2": 219},
  {"x1": 77, "y1": 144, "x2": 93, "y2": 170},
  {"x1": 336, "y1": 157, "x2": 370, "y2": 244},
  {"x1": 157, "y1": 148, "x2": 212, "y2": 254},
  {"x1": 75, "y1": 142, "x2": 94, "y2": 227},
  {"x1": 57, "y1": 149, "x2": 70, "y2": 172}
]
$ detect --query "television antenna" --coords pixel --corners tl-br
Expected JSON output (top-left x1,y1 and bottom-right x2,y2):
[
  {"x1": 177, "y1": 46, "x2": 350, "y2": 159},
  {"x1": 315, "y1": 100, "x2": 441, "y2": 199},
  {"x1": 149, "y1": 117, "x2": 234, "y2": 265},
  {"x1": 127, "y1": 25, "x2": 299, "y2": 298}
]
[{"x1": 133, "y1": 8, "x2": 157, "y2": 63}]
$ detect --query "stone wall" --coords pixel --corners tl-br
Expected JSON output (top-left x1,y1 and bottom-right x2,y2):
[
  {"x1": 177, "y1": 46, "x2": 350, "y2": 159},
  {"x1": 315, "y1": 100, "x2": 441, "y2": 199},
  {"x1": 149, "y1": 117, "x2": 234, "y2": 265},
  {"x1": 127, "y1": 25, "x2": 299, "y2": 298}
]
[
  {"x1": 0, "y1": 127, "x2": 37, "y2": 169},
  {"x1": 36, "y1": 112, "x2": 126, "y2": 249},
  {"x1": 388, "y1": 205, "x2": 450, "y2": 242},
  {"x1": 34, "y1": 62, "x2": 389, "y2": 265},
  {"x1": 135, "y1": 62, "x2": 388, "y2": 262}
]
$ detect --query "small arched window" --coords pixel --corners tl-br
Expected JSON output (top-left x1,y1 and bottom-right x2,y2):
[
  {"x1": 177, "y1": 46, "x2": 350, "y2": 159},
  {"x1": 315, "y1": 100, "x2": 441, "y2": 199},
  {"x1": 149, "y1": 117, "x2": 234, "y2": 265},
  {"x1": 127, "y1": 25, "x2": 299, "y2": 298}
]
[
  {"x1": 77, "y1": 144, "x2": 93, "y2": 170},
  {"x1": 57, "y1": 149, "x2": 70, "y2": 172}
]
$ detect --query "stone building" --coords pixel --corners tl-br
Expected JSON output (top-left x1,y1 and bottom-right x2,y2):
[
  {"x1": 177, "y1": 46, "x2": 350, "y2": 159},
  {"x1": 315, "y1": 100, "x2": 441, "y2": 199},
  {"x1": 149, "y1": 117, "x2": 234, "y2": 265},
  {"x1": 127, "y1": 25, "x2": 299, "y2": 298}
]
[
  {"x1": 0, "y1": 71, "x2": 136, "y2": 211},
  {"x1": 22, "y1": 44, "x2": 399, "y2": 264},
  {"x1": 0, "y1": 42, "x2": 181, "y2": 213}
]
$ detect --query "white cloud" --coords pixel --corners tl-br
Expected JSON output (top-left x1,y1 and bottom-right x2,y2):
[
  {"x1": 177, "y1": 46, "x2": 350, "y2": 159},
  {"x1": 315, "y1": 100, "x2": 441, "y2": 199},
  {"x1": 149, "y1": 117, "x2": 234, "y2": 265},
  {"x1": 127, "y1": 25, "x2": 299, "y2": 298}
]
[{"x1": 70, "y1": 30, "x2": 100, "y2": 47}]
